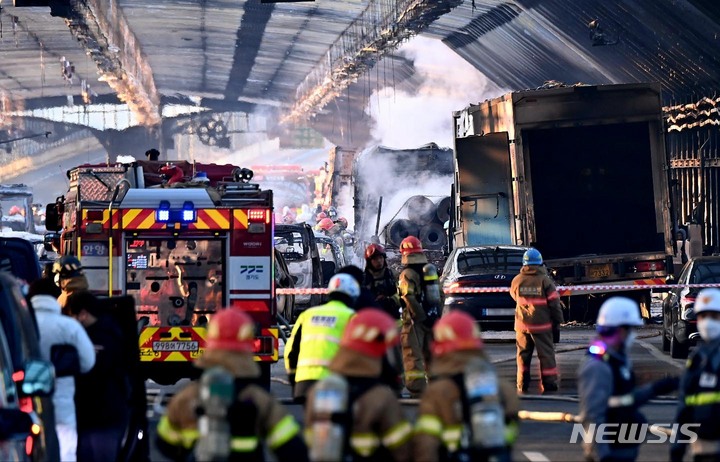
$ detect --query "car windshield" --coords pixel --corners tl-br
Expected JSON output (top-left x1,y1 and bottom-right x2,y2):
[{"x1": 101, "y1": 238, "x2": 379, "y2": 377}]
[
  {"x1": 456, "y1": 248, "x2": 525, "y2": 275},
  {"x1": 691, "y1": 261, "x2": 720, "y2": 284}
]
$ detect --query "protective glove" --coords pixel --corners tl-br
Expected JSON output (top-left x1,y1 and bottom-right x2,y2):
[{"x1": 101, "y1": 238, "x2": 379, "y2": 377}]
[{"x1": 652, "y1": 376, "x2": 680, "y2": 396}]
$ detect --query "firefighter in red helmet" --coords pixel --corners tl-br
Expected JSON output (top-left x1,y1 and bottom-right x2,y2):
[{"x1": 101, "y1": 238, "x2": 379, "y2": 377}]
[
  {"x1": 157, "y1": 308, "x2": 308, "y2": 462},
  {"x1": 397, "y1": 236, "x2": 441, "y2": 397},
  {"x1": 414, "y1": 310, "x2": 519, "y2": 462},
  {"x1": 305, "y1": 308, "x2": 412, "y2": 462}
]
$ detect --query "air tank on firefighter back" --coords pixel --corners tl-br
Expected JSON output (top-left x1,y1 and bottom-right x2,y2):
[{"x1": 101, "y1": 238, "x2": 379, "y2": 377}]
[{"x1": 353, "y1": 143, "x2": 454, "y2": 261}]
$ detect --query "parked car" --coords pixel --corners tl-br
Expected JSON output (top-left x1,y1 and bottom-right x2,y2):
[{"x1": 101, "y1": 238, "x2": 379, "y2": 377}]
[
  {"x1": 274, "y1": 249, "x2": 295, "y2": 321},
  {"x1": 275, "y1": 223, "x2": 324, "y2": 319},
  {"x1": 0, "y1": 272, "x2": 56, "y2": 461},
  {"x1": 314, "y1": 233, "x2": 346, "y2": 286},
  {"x1": 0, "y1": 317, "x2": 35, "y2": 462},
  {"x1": 662, "y1": 256, "x2": 720, "y2": 359},
  {"x1": 440, "y1": 245, "x2": 528, "y2": 330}
]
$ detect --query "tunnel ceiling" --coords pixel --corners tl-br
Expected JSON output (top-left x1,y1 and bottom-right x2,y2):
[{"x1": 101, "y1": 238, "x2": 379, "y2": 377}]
[{"x1": 1, "y1": 0, "x2": 719, "y2": 138}]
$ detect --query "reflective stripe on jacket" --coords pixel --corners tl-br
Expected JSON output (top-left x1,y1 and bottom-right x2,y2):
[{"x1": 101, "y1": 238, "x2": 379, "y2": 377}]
[
  {"x1": 285, "y1": 300, "x2": 355, "y2": 383},
  {"x1": 509, "y1": 265, "x2": 564, "y2": 333}
]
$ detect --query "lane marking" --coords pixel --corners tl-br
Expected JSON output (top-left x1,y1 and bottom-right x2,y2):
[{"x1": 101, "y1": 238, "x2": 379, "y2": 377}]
[
  {"x1": 523, "y1": 451, "x2": 551, "y2": 462},
  {"x1": 635, "y1": 338, "x2": 685, "y2": 370}
]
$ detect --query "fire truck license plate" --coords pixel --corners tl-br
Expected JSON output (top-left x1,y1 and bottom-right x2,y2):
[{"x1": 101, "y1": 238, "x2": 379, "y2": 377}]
[
  {"x1": 152, "y1": 341, "x2": 199, "y2": 352},
  {"x1": 588, "y1": 264, "x2": 611, "y2": 278}
]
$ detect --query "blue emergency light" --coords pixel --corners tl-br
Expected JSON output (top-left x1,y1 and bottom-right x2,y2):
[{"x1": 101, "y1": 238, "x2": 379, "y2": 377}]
[{"x1": 155, "y1": 200, "x2": 197, "y2": 223}]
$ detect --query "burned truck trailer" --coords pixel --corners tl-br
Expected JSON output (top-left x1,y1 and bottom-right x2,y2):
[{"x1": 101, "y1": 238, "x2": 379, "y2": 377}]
[
  {"x1": 353, "y1": 143, "x2": 454, "y2": 268},
  {"x1": 451, "y1": 83, "x2": 674, "y2": 320}
]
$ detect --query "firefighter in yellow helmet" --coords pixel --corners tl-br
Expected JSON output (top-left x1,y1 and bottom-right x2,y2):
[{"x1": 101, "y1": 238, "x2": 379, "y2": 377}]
[
  {"x1": 156, "y1": 308, "x2": 308, "y2": 462},
  {"x1": 414, "y1": 310, "x2": 519, "y2": 462},
  {"x1": 397, "y1": 236, "x2": 441, "y2": 397},
  {"x1": 305, "y1": 308, "x2": 412, "y2": 462}
]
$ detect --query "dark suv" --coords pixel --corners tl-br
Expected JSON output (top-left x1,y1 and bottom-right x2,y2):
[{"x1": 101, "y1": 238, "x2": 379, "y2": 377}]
[
  {"x1": 440, "y1": 245, "x2": 528, "y2": 330},
  {"x1": 662, "y1": 256, "x2": 720, "y2": 359}
]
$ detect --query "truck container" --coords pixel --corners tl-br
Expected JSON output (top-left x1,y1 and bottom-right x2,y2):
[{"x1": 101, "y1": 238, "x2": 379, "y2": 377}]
[{"x1": 451, "y1": 83, "x2": 674, "y2": 320}]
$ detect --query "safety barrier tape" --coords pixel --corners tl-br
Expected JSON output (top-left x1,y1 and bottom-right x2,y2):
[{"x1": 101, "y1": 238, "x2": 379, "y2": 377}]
[{"x1": 276, "y1": 283, "x2": 720, "y2": 296}]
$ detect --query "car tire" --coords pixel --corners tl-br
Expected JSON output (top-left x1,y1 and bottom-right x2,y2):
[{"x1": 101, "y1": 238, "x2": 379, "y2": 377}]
[{"x1": 670, "y1": 321, "x2": 689, "y2": 359}]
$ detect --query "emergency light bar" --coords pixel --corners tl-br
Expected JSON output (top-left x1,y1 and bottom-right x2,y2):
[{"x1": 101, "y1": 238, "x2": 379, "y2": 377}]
[{"x1": 155, "y1": 200, "x2": 197, "y2": 224}]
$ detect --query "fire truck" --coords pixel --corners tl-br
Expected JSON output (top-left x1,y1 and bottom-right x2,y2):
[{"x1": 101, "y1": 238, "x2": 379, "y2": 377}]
[{"x1": 43, "y1": 160, "x2": 278, "y2": 386}]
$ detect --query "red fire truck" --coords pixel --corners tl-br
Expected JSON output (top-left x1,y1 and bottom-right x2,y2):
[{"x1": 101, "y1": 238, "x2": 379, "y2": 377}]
[{"x1": 44, "y1": 160, "x2": 278, "y2": 386}]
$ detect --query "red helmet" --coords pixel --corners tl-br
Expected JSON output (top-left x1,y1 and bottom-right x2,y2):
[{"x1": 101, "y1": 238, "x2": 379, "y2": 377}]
[
  {"x1": 336, "y1": 217, "x2": 348, "y2": 228},
  {"x1": 206, "y1": 308, "x2": 255, "y2": 353},
  {"x1": 399, "y1": 236, "x2": 423, "y2": 255},
  {"x1": 365, "y1": 243, "x2": 386, "y2": 260},
  {"x1": 317, "y1": 217, "x2": 334, "y2": 231},
  {"x1": 432, "y1": 310, "x2": 484, "y2": 356},
  {"x1": 8, "y1": 205, "x2": 22, "y2": 216},
  {"x1": 340, "y1": 308, "x2": 399, "y2": 358},
  {"x1": 316, "y1": 212, "x2": 327, "y2": 221}
]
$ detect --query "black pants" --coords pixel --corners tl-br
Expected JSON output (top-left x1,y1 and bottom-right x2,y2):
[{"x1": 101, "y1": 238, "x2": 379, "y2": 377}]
[{"x1": 77, "y1": 424, "x2": 126, "y2": 462}]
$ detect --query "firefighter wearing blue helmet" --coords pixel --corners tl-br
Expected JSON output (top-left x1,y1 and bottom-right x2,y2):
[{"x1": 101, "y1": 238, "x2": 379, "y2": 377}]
[{"x1": 509, "y1": 248, "x2": 564, "y2": 393}]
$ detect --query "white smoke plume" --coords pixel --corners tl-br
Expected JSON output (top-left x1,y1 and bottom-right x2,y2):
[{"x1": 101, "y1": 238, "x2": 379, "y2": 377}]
[{"x1": 367, "y1": 36, "x2": 505, "y2": 149}]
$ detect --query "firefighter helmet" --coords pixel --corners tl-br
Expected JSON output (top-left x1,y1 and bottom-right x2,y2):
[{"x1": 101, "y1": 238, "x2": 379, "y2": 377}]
[
  {"x1": 317, "y1": 217, "x2": 335, "y2": 231},
  {"x1": 365, "y1": 243, "x2": 386, "y2": 260},
  {"x1": 340, "y1": 308, "x2": 399, "y2": 357},
  {"x1": 205, "y1": 308, "x2": 255, "y2": 353},
  {"x1": 336, "y1": 217, "x2": 348, "y2": 229},
  {"x1": 327, "y1": 273, "x2": 360, "y2": 301},
  {"x1": 52, "y1": 256, "x2": 84, "y2": 279},
  {"x1": 596, "y1": 297, "x2": 643, "y2": 328},
  {"x1": 399, "y1": 236, "x2": 423, "y2": 256},
  {"x1": 432, "y1": 310, "x2": 484, "y2": 356},
  {"x1": 522, "y1": 248, "x2": 543, "y2": 266},
  {"x1": 316, "y1": 212, "x2": 327, "y2": 221},
  {"x1": 8, "y1": 205, "x2": 22, "y2": 216},
  {"x1": 694, "y1": 288, "x2": 720, "y2": 315}
]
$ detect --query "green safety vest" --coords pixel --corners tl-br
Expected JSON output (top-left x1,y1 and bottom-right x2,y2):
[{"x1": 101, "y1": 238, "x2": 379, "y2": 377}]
[{"x1": 286, "y1": 300, "x2": 355, "y2": 383}]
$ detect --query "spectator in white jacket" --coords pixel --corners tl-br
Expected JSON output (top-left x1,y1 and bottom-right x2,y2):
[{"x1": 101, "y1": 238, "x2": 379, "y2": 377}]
[{"x1": 28, "y1": 277, "x2": 95, "y2": 462}]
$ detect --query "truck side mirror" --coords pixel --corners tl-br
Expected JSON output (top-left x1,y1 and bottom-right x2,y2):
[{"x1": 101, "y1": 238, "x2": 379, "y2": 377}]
[
  {"x1": 43, "y1": 232, "x2": 60, "y2": 252},
  {"x1": 44, "y1": 204, "x2": 60, "y2": 231}
]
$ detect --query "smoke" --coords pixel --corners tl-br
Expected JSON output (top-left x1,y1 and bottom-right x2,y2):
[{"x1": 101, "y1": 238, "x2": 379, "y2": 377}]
[{"x1": 366, "y1": 36, "x2": 505, "y2": 149}]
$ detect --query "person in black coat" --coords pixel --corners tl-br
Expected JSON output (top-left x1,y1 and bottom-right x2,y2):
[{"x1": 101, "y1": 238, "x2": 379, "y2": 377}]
[{"x1": 66, "y1": 292, "x2": 131, "y2": 462}]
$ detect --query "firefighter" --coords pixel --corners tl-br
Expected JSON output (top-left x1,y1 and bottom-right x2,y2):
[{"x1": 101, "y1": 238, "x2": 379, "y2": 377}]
[
  {"x1": 52, "y1": 255, "x2": 90, "y2": 311},
  {"x1": 156, "y1": 308, "x2": 308, "y2": 462},
  {"x1": 304, "y1": 308, "x2": 412, "y2": 462},
  {"x1": 285, "y1": 273, "x2": 358, "y2": 403},
  {"x1": 415, "y1": 310, "x2": 519, "y2": 462},
  {"x1": 363, "y1": 243, "x2": 401, "y2": 319},
  {"x1": 672, "y1": 288, "x2": 720, "y2": 462},
  {"x1": 509, "y1": 247, "x2": 564, "y2": 393},
  {"x1": 397, "y1": 236, "x2": 441, "y2": 397},
  {"x1": 579, "y1": 297, "x2": 679, "y2": 462}
]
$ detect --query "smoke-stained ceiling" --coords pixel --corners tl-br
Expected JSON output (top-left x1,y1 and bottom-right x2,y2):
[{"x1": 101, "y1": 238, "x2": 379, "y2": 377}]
[{"x1": 1, "y1": 0, "x2": 719, "y2": 148}]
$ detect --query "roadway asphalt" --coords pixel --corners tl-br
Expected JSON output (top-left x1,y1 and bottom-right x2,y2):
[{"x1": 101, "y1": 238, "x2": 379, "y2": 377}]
[{"x1": 146, "y1": 323, "x2": 691, "y2": 462}]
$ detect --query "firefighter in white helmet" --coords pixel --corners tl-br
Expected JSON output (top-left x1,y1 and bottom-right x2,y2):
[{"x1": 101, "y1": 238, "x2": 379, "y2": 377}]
[
  {"x1": 285, "y1": 273, "x2": 358, "y2": 403},
  {"x1": 578, "y1": 297, "x2": 679, "y2": 462},
  {"x1": 414, "y1": 310, "x2": 519, "y2": 462},
  {"x1": 156, "y1": 308, "x2": 308, "y2": 462},
  {"x1": 304, "y1": 308, "x2": 412, "y2": 462},
  {"x1": 671, "y1": 288, "x2": 720, "y2": 462}
]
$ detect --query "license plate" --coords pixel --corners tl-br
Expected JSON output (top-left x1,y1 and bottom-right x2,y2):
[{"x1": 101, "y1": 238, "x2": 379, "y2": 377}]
[
  {"x1": 588, "y1": 264, "x2": 612, "y2": 278},
  {"x1": 483, "y1": 308, "x2": 515, "y2": 316},
  {"x1": 152, "y1": 341, "x2": 199, "y2": 352}
]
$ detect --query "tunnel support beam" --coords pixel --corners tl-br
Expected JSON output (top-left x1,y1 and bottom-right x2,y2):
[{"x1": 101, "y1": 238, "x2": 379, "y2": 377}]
[{"x1": 67, "y1": 0, "x2": 161, "y2": 126}]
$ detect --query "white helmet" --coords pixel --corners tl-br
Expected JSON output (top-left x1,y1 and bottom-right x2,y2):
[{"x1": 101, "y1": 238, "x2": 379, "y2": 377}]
[
  {"x1": 694, "y1": 288, "x2": 720, "y2": 315},
  {"x1": 597, "y1": 297, "x2": 643, "y2": 328},
  {"x1": 327, "y1": 273, "x2": 360, "y2": 301}
]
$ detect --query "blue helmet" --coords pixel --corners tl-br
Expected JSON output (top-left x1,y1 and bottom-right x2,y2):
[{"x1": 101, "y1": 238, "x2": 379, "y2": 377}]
[{"x1": 523, "y1": 248, "x2": 543, "y2": 266}]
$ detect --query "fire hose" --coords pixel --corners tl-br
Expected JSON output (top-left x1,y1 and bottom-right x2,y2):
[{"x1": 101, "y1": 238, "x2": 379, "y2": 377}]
[{"x1": 517, "y1": 411, "x2": 674, "y2": 436}]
